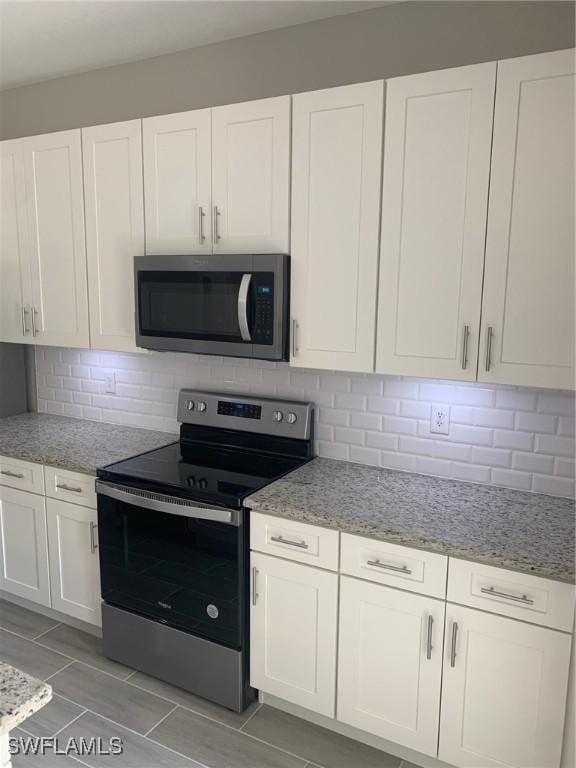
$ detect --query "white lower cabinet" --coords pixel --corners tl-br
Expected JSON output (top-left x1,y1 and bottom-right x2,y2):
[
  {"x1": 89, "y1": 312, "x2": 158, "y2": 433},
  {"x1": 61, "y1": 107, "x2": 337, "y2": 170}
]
[
  {"x1": 46, "y1": 498, "x2": 101, "y2": 626},
  {"x1": 250, "y1": 551, "x2": 338, "y2": 717},
  {"x1": 337, "y1": 576, "x2": 445, "y2": 757},
  {"x1": 0, "y1": 486, "x2": 50, "y2": 606},
  {"x1": 439, "y1": 604, "x2": 572, "y2": 768}
]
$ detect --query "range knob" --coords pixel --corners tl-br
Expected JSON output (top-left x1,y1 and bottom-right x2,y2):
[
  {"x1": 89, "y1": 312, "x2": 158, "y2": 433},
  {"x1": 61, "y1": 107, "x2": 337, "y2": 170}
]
[
  {"x1": 272, "y1": 410, "x2": 284, "y2": 423},
  {"x1": 197, "y1": 401, "x2": 207, "y2": 413},
  {"x1": 198, "y1": 478, "x2": 208, "y2": 489},
  {"x1": 286, "y1": 412, "x2": 297, "y2": 425},
  {"x1": 186, "y1": 400, "x2": 195, "y2": 411}
]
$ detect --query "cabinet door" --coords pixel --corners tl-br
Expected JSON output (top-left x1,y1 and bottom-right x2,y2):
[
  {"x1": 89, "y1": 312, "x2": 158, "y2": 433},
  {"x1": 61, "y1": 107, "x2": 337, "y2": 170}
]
[
  {"x1": 440, "y1": 604, "x2": 572, "y2": 768},
  {"x1": 376, "y1": 63, "x2": 495, "y2": 381},
  {"x1": 0, "y1": 486, "x2": 50, "y2": 607},
  {"x1": 211, "y1": 96, "x2": 290, "y2": 253},
  {"x1": 0, "y1": 140, "x2": 33, "y2": 344},
  {"x1": 479, "y1": 49, "x2": 575, "y2": 389},
  {"x1": 291, "y1": 81, "x2": 383, "y2": 372},
  {"x1": 250, "y1": 551, "x2": 338, "y2": 717},
  {"x1": 338, "y1": 576, "x2": 445, "y2": 757},
  {"x1": 46, "y1": 498, "x2": 101, "y2": 626},
  {"x1": 23, "y1": 130, "x2": 89, "y2": 348},
  {"x1": 83, "y1": 120, "x2": 145, "y2": 353},
  {"x1": 143, "y1": 109, "x2": 212, "y2": 255}
]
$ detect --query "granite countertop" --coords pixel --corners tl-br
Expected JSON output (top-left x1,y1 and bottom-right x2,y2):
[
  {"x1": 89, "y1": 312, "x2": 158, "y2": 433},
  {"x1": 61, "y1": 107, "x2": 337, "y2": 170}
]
[
  {"x1": 0, "y1": 413, "x2": 177, "y2": 475},
  {"x1": 0, "y1": 663, "x2": 52, "y2": 736},
  {"x1": 246, "y1": 458, "x2": 576, "y2": 584}
]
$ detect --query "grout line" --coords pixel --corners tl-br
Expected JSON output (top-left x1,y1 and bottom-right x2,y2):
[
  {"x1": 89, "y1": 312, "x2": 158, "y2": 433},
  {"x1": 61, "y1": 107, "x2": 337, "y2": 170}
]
[
  {"x1": 32, "y1": 622, "x2": 62, "y2": 641},
  {"x1": 30, "y1": 635, "x2": 135, "y2": 682},
  {"x1": 123, "y1": 668, "x2": 139, "y2": 681},
  {"x1": 51, "y1": 708, "x2": 88, "y2": 738},
  {"x1": 43, "y1": 659, "x2": 76, "y2": 682},
  {"x1": 238, "y1": 701, "x2": 262, "y2": 732},
  {"x1": 143, "y1": 703, "x2": 179, "y2": 737}
]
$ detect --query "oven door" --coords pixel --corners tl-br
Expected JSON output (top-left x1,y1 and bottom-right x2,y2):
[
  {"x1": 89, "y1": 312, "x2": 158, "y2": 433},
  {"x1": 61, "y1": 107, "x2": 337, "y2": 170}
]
[
  {"x1": 96, "y1": 481, "x2": 246, "y2": 650},
  {"x1": 134, "y1": 253, "x2": 288, "y2": 360}
]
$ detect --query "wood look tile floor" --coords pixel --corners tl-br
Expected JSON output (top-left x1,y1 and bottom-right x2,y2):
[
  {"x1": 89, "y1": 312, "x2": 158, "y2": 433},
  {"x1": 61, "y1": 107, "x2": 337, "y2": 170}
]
[{"x1": 0, "y1": 600, "x2": 415, "y2": 768}]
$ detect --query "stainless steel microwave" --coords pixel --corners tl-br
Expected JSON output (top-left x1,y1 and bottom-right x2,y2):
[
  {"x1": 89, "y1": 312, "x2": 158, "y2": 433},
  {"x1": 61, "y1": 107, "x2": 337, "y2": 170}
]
[{"x1": 134, "y1": 254, "x2": 289, "y2": 360}]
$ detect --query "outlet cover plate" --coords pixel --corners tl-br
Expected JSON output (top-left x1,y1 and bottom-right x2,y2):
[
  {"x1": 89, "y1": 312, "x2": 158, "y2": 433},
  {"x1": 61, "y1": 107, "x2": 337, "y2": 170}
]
[{"x1": 430, "y1": 404, "x2": 450, "y2": 435}]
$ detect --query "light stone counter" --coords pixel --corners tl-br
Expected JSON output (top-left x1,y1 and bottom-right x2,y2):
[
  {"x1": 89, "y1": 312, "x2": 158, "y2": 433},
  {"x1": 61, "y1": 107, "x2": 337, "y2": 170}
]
[{"x1": 0, "y1": 663, "x2": 52, "y2": 737}]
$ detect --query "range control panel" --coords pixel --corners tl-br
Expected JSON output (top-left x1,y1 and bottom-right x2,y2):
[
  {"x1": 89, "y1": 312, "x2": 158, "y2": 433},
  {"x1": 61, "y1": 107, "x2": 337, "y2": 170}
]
[{"x1": 177, "y1": 390, "x2": 312, "y2": 440}]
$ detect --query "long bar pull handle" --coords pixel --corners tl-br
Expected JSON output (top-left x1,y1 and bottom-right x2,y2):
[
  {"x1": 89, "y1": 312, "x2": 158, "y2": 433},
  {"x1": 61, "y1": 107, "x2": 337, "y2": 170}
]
[
  {"x1": 238, "y1": 274, "x2": 252, "y2": 342},
  {"x1": 1, "y1": 470, "x2": 25, "y2": 479},
  {"x1": 426, "y1": 615, "x2": 434, "y2": 660},
  {"x1": 461, "y1": 325, "x2": 470, "y2": 370},
  {"x1": 480, "y1": 586, "x2": 534, "y2": 605},
  {"x1": 485, "y1": 326, "x2": 493, "y2": 371},
  {"x1": 198, "y1": 206, "x2": 206, "y2": 244},
  {"x1": 89, "y1": 521, "x2": 98, "y2": 554},
  {"x1": 32, "y1": 307, "x2": 40, "y2": 337},
  {"x1": 56, "y1": 483, "x2": 83, "y2": 493},
  {"x1": 213, "y1": 206, "x2": 221, "y2": 242},
  {"x1": 22, "y1": 306, "x2": 31, "y2": 336},
  {"x1": 252, "y1": 567, "x2": 258, "y2": 605},
  {"x1": 366, "y1": 559, "x2": 412, "y2": 575},
  {"x1": 450, "y1": 622, "x2": 458, "y2": 668},
  {"x1": 292, "y1": 319, "x2": 298, "y2": 357},
  {"x1": 270, "y1": 535, "x2": 308, "y2": 549}
]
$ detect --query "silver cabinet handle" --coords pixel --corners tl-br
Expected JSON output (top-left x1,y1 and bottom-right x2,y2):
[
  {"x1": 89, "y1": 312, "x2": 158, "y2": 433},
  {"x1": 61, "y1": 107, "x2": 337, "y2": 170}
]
[
  {"x1": 480, "y1": 586, "x2": 534, "y2": 605},
  {"x1": 22, "y1": 306, "x2": 31, "y2": 335},
  {"x1": 252, "y1": 566, "x2": 258, "y2": 605},
  {"x1": 1, "y1": 469, "x2": 24, "y2": 479},
  {"x1": 238, "y1": 274, "x2": 252, "y2": 342},
  {"x1": 450, "y1": 621, "x2": 458, "y2": 668},
  {"x1": 461, "y1": 325, "x2": 470, "y2": 370},
  {"x1": 292, "y1": 319, "x2": 299, "y2": 357},
  {"x1": 198, "y1": 206, "x2": 206, "y2": 244},
  {"x1": 56, "y1": 483, "x2": 83, "y2": 493},
  {"x1": 32, "y1": 307, "x2": 40, "y2": 336},
  {"x1": 366, "y1": 559, "x2": 412, "y2": 575},
  {"x1": 213, "y1": 205, "x2": 221, "y2": 242},
  {"x1": 89, "y1": 521, "x2": 98, "y2": 554},
  {"x1": 270, "y1": 535, "x2": 308, "y2": 549},
  {"x1": 485, "y1": 326, "x2": 493, "y2": 371},
  {"x1": 426, "y1": 615, "x2": 434, "y2": 660}
]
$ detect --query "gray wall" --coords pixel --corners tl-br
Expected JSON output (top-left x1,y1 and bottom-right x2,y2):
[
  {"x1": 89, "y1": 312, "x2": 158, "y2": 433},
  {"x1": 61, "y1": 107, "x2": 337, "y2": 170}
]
[{"x1": 1, "y1": 1, "x2": 574, "y2": 139}]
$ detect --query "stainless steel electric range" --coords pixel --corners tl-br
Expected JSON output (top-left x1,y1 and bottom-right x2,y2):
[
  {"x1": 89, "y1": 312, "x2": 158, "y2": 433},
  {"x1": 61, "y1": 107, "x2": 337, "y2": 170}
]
[{"x1": 95, "y1": 390, "x2": 313, "y2": 712}]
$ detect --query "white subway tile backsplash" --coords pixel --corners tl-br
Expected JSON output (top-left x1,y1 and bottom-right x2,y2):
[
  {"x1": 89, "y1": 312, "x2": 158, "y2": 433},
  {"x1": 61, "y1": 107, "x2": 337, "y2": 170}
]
[{"x1": 34, "y1": 348, "x2": 575, "y2": 498}]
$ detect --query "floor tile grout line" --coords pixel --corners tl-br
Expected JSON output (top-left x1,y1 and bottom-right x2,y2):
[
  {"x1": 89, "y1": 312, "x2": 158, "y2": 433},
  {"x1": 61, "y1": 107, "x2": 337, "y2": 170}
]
[
  {"x1": 32, "y1": 622, "x2": 62, "y2": 641},
  {"x1": 51, "y1": 708, "x2": 89, "y2": 738},
  {"x1": 29, "y1": 636, "x2": 135, "y2": 682},
  {"x1": 10, "y1": 724, "x2": 91, "y2": 768},
  {"x1": 143, "y1": 703, "x2": 179, "y2": 737},
  {"x1": 42, "y1": 659, "x2": 76, "y2": 682},
  {"x1": 238, "y1": 701, "x2": 263, "y2": 732}
]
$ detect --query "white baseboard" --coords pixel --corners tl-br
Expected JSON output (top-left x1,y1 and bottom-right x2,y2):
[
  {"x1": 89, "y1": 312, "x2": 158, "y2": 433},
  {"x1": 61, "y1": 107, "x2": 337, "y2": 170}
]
[
  {"x1": 0, "y1": 591, "x2": 101, "y2": 638},
  {"x1": 261, "y1": 693, "x2": 455, "y2": 768}
]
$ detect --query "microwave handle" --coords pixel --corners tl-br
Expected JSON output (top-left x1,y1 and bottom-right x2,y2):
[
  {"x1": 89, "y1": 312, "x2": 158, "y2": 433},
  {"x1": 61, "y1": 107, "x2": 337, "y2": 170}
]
[{"x1": 238, "y1": 273, "x2": 252, "y2": 342}]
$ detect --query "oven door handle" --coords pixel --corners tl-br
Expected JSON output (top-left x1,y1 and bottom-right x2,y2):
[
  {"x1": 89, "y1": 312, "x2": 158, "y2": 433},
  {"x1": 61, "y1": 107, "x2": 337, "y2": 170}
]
[
  {"x1": 95, "y1": 481, "x2": 240, "y2": 526},
  {"x1": 238, "y1": 273, "x2": 252, "y2": 342}
]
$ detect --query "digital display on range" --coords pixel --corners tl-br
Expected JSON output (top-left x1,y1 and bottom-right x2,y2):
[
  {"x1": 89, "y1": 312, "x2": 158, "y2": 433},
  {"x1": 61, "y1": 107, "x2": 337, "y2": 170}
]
[{"x1": 217, "y1": 401, "x2": 262, "y2": 419}]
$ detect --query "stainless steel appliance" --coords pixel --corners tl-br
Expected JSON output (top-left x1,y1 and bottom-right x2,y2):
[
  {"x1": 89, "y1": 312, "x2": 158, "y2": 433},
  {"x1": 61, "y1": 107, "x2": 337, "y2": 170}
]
[
  {"x1": 96, "y1": 389, "x2": 312, "y2": 712},
  {"x1": 134, "y1": 254, "x2": 289, "y2": 360}
]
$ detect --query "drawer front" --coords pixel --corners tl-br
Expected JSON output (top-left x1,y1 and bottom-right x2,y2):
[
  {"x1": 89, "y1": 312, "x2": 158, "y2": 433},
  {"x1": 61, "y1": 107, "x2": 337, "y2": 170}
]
[
  {"x1": 250, "y1": 512, "x2": 339, "y2": 571},
  {"x1": 0, "y1": 455, "x2": 45, "y2": 495},
  {"x1": 340, "y1": 533, "x2": 448, "y2": 599},
  {"x1": 44, "y1": 466, "x2": 97, "y2": 509},
  {"x1": 448, "y1": 558, "x2": 575, "y2": 632}
]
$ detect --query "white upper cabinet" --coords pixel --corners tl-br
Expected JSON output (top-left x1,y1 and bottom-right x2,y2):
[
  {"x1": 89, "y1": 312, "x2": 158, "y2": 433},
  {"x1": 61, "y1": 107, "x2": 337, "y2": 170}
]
[
  {"x1": 440, "y1": 604, "x2": 571, "y2": 768},
  {"x1": 290, "y1": 81, "x2": 384, "y2": 372},
  {"x1": 211, "y1": 96, "x2": 290, "y2": 253},
  {"x1": 0, "y1": 140, "x2": 32, "y2": 344},
  {"x1": 22, "y1": 130, "x2": 90, "y2": 348},
  {"x1": 143, "y1": 109, "x2": 212, "y2": 254},
  {"x1": 478, "y1": 49, "x2": 575, "y2": 390},
  {"x1": 82, "y1": 120, "x2": 144, "y2": 352},
  {"x1": 376, "y1": 63, "x2": 496, "y2": 381}
]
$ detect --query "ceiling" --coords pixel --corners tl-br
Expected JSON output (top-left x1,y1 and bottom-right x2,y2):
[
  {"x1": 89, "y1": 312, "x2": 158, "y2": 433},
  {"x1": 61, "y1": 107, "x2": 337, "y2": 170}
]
[{"x1": 0, "y1": 0, "x2": 391, "y2": 91}]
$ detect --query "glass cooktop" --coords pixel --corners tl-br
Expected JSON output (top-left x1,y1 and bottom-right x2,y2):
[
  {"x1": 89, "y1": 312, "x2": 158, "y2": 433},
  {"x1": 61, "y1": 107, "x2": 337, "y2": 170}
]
[{"x1": 99, "y1": 441, "x2": 307, "y2": 508}]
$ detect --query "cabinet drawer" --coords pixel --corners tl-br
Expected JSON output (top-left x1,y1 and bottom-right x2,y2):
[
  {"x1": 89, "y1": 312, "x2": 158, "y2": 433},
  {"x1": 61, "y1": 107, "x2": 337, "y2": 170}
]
[
  {"x1": 44, "y1": 466, "x2": 97, "y2": 509},
  {"x1": 340, "y1": 533, "x2": 448, "y2": 599},
  {"x1": 448, "y1": 558, "x2": 575, "y2": 632},
  {"x1": 0, "y1": 455, "x2": 44, "y2": 495},
  {"x1": 250, "y1": 512, "x2": 339, "y2": 571}
]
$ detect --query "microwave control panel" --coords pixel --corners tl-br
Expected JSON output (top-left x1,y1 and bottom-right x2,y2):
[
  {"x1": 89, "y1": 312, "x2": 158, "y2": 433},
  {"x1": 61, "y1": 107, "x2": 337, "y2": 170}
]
[{"x1": 252, "y1": 274, "x2": 275, "y2": 345}]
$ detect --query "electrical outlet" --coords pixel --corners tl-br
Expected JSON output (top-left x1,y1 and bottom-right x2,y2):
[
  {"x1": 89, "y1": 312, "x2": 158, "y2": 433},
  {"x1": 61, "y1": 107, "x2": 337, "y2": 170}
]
[
  {"x1": 430, "y1": 404, "x2": 450, "y2": 435},
  {"x1": 104, "y1": 372, "x2": 116, "y2": 395}
]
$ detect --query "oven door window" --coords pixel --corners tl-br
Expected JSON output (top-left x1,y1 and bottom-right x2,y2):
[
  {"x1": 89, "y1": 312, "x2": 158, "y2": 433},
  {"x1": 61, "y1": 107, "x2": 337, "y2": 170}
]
[
  {"x1": 138, "y1": 270, "x2": 249, "y2": 342},
  {"x1": 98, "y1": 496, "x2": 244, "y2": 649}
]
